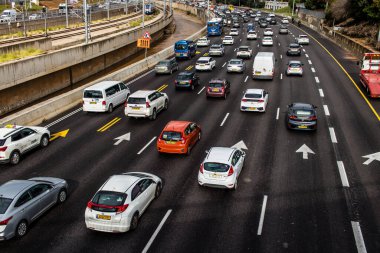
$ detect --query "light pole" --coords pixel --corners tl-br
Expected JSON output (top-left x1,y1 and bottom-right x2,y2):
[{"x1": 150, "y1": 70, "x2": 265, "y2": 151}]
[
  {"x1": 291, "y1": 0, "x2": 295, "y2": 17},
  {"x1": 84, "y1": 0, "x2": 89, "y2": 44},
  {"x1": 107, "y1": 0, "x2": 110, "y2": 21},
  {"x1": 65, "y1": 0, "x2": 68, "y2": 28},
  {"x1": 125, "y1": 0, "x2": 128, "y2": 15},
  {"x1": 142, "y1": 0, "x2": 145, "y2": 28},
  {"x1": 207, "y1": 0, "x2": 209, "y2": 21},
  {"x1": 43, "y1": 6, "x2": 47, "y2": 37}
]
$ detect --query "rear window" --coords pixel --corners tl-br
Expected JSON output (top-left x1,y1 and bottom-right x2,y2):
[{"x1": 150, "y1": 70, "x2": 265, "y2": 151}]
[
  {"x1": 300, "y1": 35, "x2": 308, "y2": 38},
  {"x1": 295, "y1": 110, "x2": 312, "y2": 116},
  {"x1": 91, "y1": 191, "x2": 127, "y2": 212},
  {"x1": 0, "y1": 197, "x2": 13, "y2": 214},
  {"x1": 128, "y1": 97, "x2": 146, "y2": 104},
  {"x1": 204, "y1": 163, "x2": 230, "y2": 172},
  {"x1": 245, "y1": 93, "x2": 262, "y2": 98},
  {"x1": 289, "y1": 63, "x2": 302, "y2": 68},
  {"x1": 290, "y1": 44, "x2": 299, "y2": 48},
  {"x1": 197, "y1": 60, "x2": 209, "y2": 64},
  {"x1": 208, "y1": 82, "x2": 224, "y2": 88},
  {"x1": 84, "y1": 90, "x2": 103, "y2": 99},
  {"x1": 161, "y1": 131, "x2": 182, "y2": 141},
  {"x1": 238, "y1": 47, "x2": 249, "y2": 51},
  {"x1": 177, "y1": 74, "x2": 192, "y2": 80},
  {"x1": 230, "y1": 60, "x2": 242, "y2": 65}
]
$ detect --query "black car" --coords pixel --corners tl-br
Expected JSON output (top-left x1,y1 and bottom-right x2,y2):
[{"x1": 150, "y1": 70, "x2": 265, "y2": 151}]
[
  {"x1": 286, "y1": 43, "x2": 301, "y2": 56},
  {"x1": 279, "y1": 25, "x2": 289, "y2": 34},
  {"x1": 269, "y1": 19, "x2": 277, "y2": 25},
  {"x1": 286, "y1": 103, "x2": 318, "y2": 130},
  {"x1": 259, "y1": 21, "x2": 268, "y2": 28},
  {"x1": 243, "y1": 16, "x2": 249, "y2": 22},
  {"x1": 175, "y1": 71, "x2": 200, "y2": 90}
]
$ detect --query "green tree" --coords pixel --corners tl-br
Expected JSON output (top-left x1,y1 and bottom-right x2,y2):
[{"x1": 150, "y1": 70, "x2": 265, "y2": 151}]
[{"x1": 364, "y1": 0, "x2": 380, "y2": 21}]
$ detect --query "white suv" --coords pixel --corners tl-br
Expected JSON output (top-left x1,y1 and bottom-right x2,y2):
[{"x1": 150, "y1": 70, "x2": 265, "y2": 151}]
[
  {"x1": 198, "y1": 147, "x2": 245, "y2": 190},
  {"x1": 85, "y1": 172, "x2": 162, "y2": 233},
  {"x1": 0, "y1": 125, "x2": 50, "y2": 165},
  {"x1": 196, "y1": 57, "x2": 216, "y2": 71},
  {"x1": 125, "y1": 90, "x2": 169, "y2": 120},
  {"x1": 296, "y1": 34, "x2": 310, "y2": 45}
]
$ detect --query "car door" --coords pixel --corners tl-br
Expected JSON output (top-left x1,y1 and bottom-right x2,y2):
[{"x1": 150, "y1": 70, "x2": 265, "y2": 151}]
[
  {"x1": 14, "y1": 190, "x2": 40, "y2": 222},
  {"x1": 155, "y1": 92, "x2": 165, "y2": 110},
  {"x1": 112, "y1": 84, "x2": 122, "y2": 106},
  {"x1": 21, "y1": 128, "x2": 39, "y2": 151},
  {"x1": 148, "y1": 93, "x2": 158, "y2": 111},
  {"x1": 119, "y1": 82, "x2": 129, "y2": 103},
  {"x1": 130, "y1": 183, "x2": 144, "y2": 214},
  {"x1": 140, "y1": 179, "x2": 155, "y2": 211},
  {"x1": 29, "y1": 184, "x2": 56, "y2": 216},
  {"x1": 233, "y1": 151, "x2": 243, "y2": 177}
]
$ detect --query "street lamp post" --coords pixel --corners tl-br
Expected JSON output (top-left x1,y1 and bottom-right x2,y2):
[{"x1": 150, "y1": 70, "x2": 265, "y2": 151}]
[
  {"x1": 107, "y1": 0, "x2": 110, "y2": 21},
  {"x1": 292, "y1": 0, "x2": 295, "y2": 17},
  {"x1": 65, "y1": 0, "x2": 68, "y2": 28},
  {"x1": 142, "y1": 0, "x2": 145, "y2": 28}
]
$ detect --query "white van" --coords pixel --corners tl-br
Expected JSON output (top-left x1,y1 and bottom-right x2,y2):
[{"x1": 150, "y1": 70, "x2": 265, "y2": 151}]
[
  {"x1": 252, "y1": 52, "x2": 275, "y2": 80},
  {"x1": 0, "y1": 9, "x2": 17, "y2": 23},
  {"x1": 83, "y1": 81, "x2": 130, "y2": 113}
]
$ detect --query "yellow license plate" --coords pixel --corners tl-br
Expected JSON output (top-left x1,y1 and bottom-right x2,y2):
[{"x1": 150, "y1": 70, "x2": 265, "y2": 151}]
[
  {"x1": 132, "y1": 107, "x2": 140, "y2": 110},
  {"x1": 96, "y1": 214, "x2": 111, "y2": 220},
  {"x1": 249, "y1": 107, "x2": 256, "y2": 110},
  {"x1": 90, "y1": 102, "x2": 97, "y2": 104},
  {"x1": 212, "y1": 88, "x2": 219, "y2": 92},
  {"x1": 255, "y1": 72, "x2": 261, "y2": 75},
  {"x1": 211, "y1": 174, "x2": 221, "y2": 178},
  {"x1": 166, "y1": 141, "x2": 176, "y2": 144},
  {"x1": 298, "y1": 125, "x2": 307, "y2": 129}
]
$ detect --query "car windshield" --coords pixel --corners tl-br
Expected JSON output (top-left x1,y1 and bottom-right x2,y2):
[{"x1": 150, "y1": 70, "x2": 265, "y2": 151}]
[
  {"x1": 161, "y1": 131, "x2": 182, "y2": 141},
  {"x1": 128, "y1": 97, "x2": 146, "y2": 104},
  {"x1": 245, "y1": 93, "x2": 262, "y2": 98},
  {"x1": 204, "y1": 162, "x2": 230, "y2": 172},
  {"x1": 197, "y1": 60, "x2": 209, "y2": 64},
  {"x1": 92, "y1": 191, "x2": 127, "y2": 208},
  {"x1": 230, "y1": 60, "x2": 242, "y2": 65},
  {"x1": 177, "y1": 74, "x2": 192, "y2": 80},
  {"x1": 300, "y1": 35, "x2": 307, "y2": 38},
  {"x1": 211, "y1": 45, "x2": 221, "y2": 49},
  {"x1": 175, "y1": 43, "x2": 188, "y2": 50},
  {"x1": 0, "y1": 197, "x2": 12, "y2": 214},
  {"x1": 208, "y1": 82, "x2": 223, "y2": 88},
  {"x1": 294, "y1": 110, "x2": 312, "y2": 116},
  {"x1": 157, "y1": 61, "x2": 169, "y2": 66},
  {"x1": 239, "y1": 47, "x2": 249, "y2": 51},
  {"x1": 289, "y1": 63, "x2": 302, "y2": 68},
  {"x1": 263, "y1": 37, "x2": 272, "y2": 41},
  {"x1": 224, "y1": 37, "x2": 232, "y2": 40},
  {"x1": 290, "y1": 44, "x2": 299, "y2": 48},
  {"x1": 84, "y1": 90, "x2": 103, "y2": 99}
]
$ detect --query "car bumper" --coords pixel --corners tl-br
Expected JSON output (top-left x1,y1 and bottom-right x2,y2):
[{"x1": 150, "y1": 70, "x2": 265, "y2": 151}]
[
  {"x1": 209, "y1": 51, "x2": 223, "y2": 56},
  {"x1": 198, "y1": 174, "x2": 235, "y2": 189},
  {"x1": 262, "y1": 42, "x2": 273, "y2": 46},
  {"x1": 287, "y1": 70, "x2": 303, "y2": 76},
  {"x1": 227, "y1": 67, "x2": 243, "y2": 72},
  {"x1": 247, "y1": 36, "x2": 257, "y2": 40},
  {"x1": 240, "y1": 105, "x2": 265, "y2": 112},
  {"x1": 206, "y1": 92, "x2": 225, "y2": 97},
  {"x1": 223, "y1": 41, "x2": 233, "y2": 45},
  {"x1": 252, "y1": 74, "x2": 273, "y2": 80},
  {"x1": 125, "y1": 109, "x2": 150, "y2": 118},
  {"x1": 237, "y1": 54, "x2": 251, "y2": 58},
  {"x1": 157, "y1": 144, "x2": 188, "y2": 154},
  {"x1": 83, "y1": 105, "x2": 107, "y2": 112},
  {"x1": 287, "y1": 120, "x2": 317, "y2": 130},
  {"x1": 279, "y1": 30, "x2": 288, "y2": 34},
  {"x1": 85, "y1": 219, "x2": 131, "y2": 233}
]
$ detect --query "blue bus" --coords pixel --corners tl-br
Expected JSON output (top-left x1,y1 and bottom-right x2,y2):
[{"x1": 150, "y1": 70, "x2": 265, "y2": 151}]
[
  {"x1": 145, "y1": 4, "x2": 155, "y2": 15},
  {"x1": 207, "y1": 18, "x2": 223, "y2": 36},
  {"x1": 174, "y1": 40, "x2": 196, "y2": 59}
]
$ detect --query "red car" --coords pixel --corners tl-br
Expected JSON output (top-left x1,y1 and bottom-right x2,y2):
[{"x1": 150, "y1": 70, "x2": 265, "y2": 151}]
[{"x1": 206, "y1": 79, "x2": 231, "y2": 99}]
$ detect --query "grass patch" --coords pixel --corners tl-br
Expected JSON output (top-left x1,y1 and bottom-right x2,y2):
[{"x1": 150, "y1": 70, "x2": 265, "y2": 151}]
[{"x1": 0, "y1": 48, "x2": 44, "y2": 63}]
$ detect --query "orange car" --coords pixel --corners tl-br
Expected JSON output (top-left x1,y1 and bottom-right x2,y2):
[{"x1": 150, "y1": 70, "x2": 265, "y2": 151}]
[{"x1": 157, "y1": 121, "x2": 201, "y2": 155}]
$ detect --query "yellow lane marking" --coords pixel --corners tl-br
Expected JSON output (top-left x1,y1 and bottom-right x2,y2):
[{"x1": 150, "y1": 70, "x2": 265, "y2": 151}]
[
  {"x1": 196, "y1": 51, "x2": 201, "y2": 54},
  {"x1": 203, "y1": 52, "x2": 209, "y2": 56},
  {"x1": 294, "y1": 25, "x2": 380, "y2": 121},
  {"x1": 185, "y1": 65, "x2": 194, "y2": 71},
  {"x1": 97, "y1": 117, "x2": 121, "y2": 132},
  {"x1": 157, "y1": 84, "x2": 168, "y2": 92},
  {"x1": 50, "y1": 129, "x2": 69, "y2": 141}
]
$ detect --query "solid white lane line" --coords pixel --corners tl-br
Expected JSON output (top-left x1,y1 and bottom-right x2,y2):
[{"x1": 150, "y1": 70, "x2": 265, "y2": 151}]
[
  {"x1": 244, "y1": 76, "x2": 249, "y2": 82},
  {"x1": 280, "y1": 54, "x2": 282, "y2": 59},
  {"x1": 197, "y1": 86, "x2": 205, "y2": 95},
  {"x1": 319, "y1": 89, "x2": 325, "y2": 97},
  {"x1": 278, "y1": 42, "x2": 280, "y2": 46},
  {"x1": 240, "y1": 39, "x2": 242, "y2": 41},
  {"x1": 257, "y1": 195, "x2": 268, "y2": 235},
  {"x1": 222, "y1": 62, "x2": 226, "y2": 67},
  {"x1": 329, "y1": 127, "x2": 338, "y2": 143},
  {"x1": 337, "y1": 161, "x2": 350, "y2": 187},
  {"x1": 276, "y1": 108, "x2": 280, "y2": 120},
  {"x1": 127, "y1": 69, "x2": 155, "y2": 85},
  {"x1": 280, "y1": 73, "x2": 283, "y2": 79},
  {"x1": 302, "y1": 49, "x2": 306, "y2": 52},
  {"x1": 311, "y1": 67, "x2": 316, "y2": 73},
  {"x1": 351, "y1": 221, "x2": 367, "y2": 253},
  {"x1": 315, "y1": 77, "x2": 320, "y2": 83},
  {"x1": 323, "y1": 105, "x2": 330, "y2": 116},
  {"x1": 305, "y1": 54, "x2": 309, "y2": 58},
  {"x1": 142, "y1": 210, "x2": 173, "y2": 253},
  {"x1": 44, "y1": 108, "x2": 82, "y2": 128},
  {"x1": 220, "y1": 113, "x2": 230, "y2": 127},
  {"x1": 137, "y1": 136, "x2": 157, "y2": 155},
  {"x1": 308, "y1": 60, "x2": 312, "y2": 65}
]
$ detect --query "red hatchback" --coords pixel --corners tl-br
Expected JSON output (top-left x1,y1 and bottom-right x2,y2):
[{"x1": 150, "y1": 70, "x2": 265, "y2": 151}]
[{"x1": 206, "y1": 79, "x2": 231, "y2": 99}]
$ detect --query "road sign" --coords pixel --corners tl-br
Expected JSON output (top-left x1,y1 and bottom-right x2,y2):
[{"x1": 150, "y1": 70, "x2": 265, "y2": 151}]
[
  {"x1": 362, "y1": 152, "x2": 380, "y2": 165},
  {"x1": 137, "y1": 38, "x2": 150, "y2": 48},
  {"x1": 296, "y1": 144, "x2": 315, "y2": 159},
  {"x1": 143, "y1": 31, "x2": 151, "y2": 39},
  {"x1": 114, "y1": 132, "x2": 131, "y2": 146}
]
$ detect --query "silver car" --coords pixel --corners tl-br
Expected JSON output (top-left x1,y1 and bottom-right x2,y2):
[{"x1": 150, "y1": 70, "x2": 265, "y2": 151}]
[
  {"x1": 227, "y1": 59, "x2": 246, "y2": 73},
  {"x1": 209, "y1": 44, "x2": 225, "y2": 56},
  {"x1": 0, "y1": 177, "x2": 68, "y2": 240}
]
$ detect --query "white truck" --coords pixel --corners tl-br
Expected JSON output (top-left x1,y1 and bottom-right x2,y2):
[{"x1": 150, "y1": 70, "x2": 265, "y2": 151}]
[{"x1": 0, "y1": 9, "x2": 17, "y2": 23}]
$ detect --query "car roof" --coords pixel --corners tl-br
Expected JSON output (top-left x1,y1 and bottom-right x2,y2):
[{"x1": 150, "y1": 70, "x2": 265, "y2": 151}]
[
  {"x1": 245, "y1": 88, "x2": 264, "y2": 94},
  {"x1": 291, "y1": 103, "x2": 314, "y2": 109},
  {"x1": 0, "y1": 125, "x2": 24, "y2": 139},
  {"x1": 101, "y1": 175, "x2": 141, "y2": 193},
  {"x1": 256, "y1": 52, "x2": 274, "y2": 57},
  {"x1": 289, "y1": 60, "x2": 302, "y2": 64},
  {"x1": 84, "y1": 81, "x2": 121, "y2": 90},
  {"x1": 198, "y1": 57, "x2": 211, "y2": 61},
  {"x1": 205, "y1": 147, "x2": 236, "y2": 164},
  {"x1": 129, "y1": 90, "x2": 155, "y2": 97},
  {"x1": 0, "y1": 180, "x2": 36, "y2": 199},
  {"x1": 163, "y1": 121, "x2": 191, "y2": 132}
]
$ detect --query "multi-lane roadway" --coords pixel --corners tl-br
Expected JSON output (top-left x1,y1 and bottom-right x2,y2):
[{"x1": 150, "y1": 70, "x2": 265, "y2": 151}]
[{"x1": 1, "y1": 14, "x2": 379, "y2": 253}]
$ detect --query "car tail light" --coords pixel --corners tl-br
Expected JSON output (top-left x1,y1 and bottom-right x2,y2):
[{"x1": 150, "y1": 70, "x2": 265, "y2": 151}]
[
  {"x1": 102, "y1": 101, "x2": 106, "y2": 106},
  {"x1": 124, "y1": 101, "x2": 128, "y2": 107},
  {"x1": 309, "y1": 115, "x2": 317, "y2": 120},
  {"x1": 242, "y1": 99, "x2": 247, "y2": 102},
  {"x1": 221, "y1": 87, "x2": 225, "y2": 92},
  {"x1": 257, "y1": 99, "x2": 264, "y2": 103},
  {"x1": 0, "y1": 216, "x2": 12, "y2": 225},
  {"x1": 189, "y1": 80, "x2": 193, "y2": 84},
  {"x1": 289, "y1": 115, "x2": 297, "y2": 119},
  {"x1": 146, "y1": 102, "x2": 151, "y2": 108},
  {"x1": 116, "y1": 204, "x2": 129, "y2": 214},
  {"x1": 87, "y1": 201, "x2": 94, "y2": 209},
  {"x1": 199, "y1": 164, "x2": 204, "y2": 174},
  {"x1": 227, "y1": 166, "x2": 234, "y2": 177},
  {"x1": 0, "y1": 146, "x2": 7, "y2": 152}
]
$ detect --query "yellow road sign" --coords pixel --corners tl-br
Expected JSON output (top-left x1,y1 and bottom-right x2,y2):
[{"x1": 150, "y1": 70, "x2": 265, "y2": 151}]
[{"x1": 137, "y1": 38, "x2": 150, "y2": 48}]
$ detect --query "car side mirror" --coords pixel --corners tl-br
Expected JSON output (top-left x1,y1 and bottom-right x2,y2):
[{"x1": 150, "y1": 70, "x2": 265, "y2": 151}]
[
  {"x1": 205, "y1": 150, "x2": 209, "y2": 154},
  {"x1": 313, "y1": 105, "x2": 318, "y2": 109}
]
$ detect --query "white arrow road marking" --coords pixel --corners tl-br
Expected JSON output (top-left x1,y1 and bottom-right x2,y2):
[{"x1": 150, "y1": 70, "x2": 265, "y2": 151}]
[
  {"x1": 114, "y1": 132, "x2": 131, "y2": 145},
  {"x1": 296, "y1": 144, "x2": 315, "y2": 159},
  {"x1": 231, "y1": 140, "x2": 248, "y2": 150},
  {"x1": 362, "y1": 152, "x2": 380, "y2": 165}
]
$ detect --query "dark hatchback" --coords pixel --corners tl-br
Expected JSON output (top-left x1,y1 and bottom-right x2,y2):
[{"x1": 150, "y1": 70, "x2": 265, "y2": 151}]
[
  {"x1": 286, "y1": 103, "x2": 318, "y2": 130},
  {"x1": 286, "y1": 43, "x2": 301, "y2": 56},
  {"x1": 269, "y1": 19, "x2": 277, "y2": 25},
  {"x1": 206, "y1": 79, "x2": 231, "y2": 99},
  {"x1": 259, "y1": 21, "x2": 268, "y2": 28},
  {"x1": 175, "y1": 71, "x2": 200, "y2": 90}
]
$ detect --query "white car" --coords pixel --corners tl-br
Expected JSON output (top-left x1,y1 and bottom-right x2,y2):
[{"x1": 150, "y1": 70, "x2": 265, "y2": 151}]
[
  {"x1": 197, "y1": 37, "x2": 210, "y2": 47},
  {"x1": 296, "y1": 34, "x2": 310, "y2": 45},
  {"x1": 240, "y1": 89, "x2": 269, "y2": 112},
  {"x1": 198, "y1": 147, "x2": 245, "y2": 190},
  {"x1": 125, "y1": 90, "x2": 169, "y2": 120},
  {"x1": 247, "y1": 31, "x2": 258, "y2": 40},
  {"x1": 0, "y1": 125, "x2": 50, "y2": 165},
  {"x1": 29, "y1": 14, "x2": 42, "y2": 20},
  {"x1": 262, "y1": 36, "x2": 273, "y2": 46},
  {"x1": 209, "y1": 44, "x2": 225, "y2": 56},
  {"x1": 236, "y1": 46, "x2": 252, "y2": 59},
  {"x1": 229, "y1": 28, "x2": 239, "y2": 36},
  {"x1": 254, "y1": 17, "x2": 260, "y2": 22},
  {"x1": 263, "y1": 28, "x2": 273, "y2": 36},
  {"x1": 281, "y1": 18, "x2": 289, "y2": 24},
  {"x1": 195, "y1": 57, "x2": 216, "y2": 71},
  {"x1": 85, "y1": 172, "x2": 162, "y2": 233},
  {"x1": 222, "y1": 36, "x2": 234, "y2": 45}
]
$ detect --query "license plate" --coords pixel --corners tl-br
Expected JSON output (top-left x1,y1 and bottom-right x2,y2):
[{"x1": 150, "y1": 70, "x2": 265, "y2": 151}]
[
  {"x1": 298, "y1": 125, "x2": 307, "y2": 129},
  {"x1": 255, "y1": 72, "x2": 261, "y2": 75},
  {"x1": 166, "y1": 141, "x2": 177, "y2": 144},
  {"x1": 90, "y1": 102, "x2": 97, "y2": 104},
  {"x1": 96, "y1": 214, "x2": 111, "y2": 220},
  {"x1": 249, "y1": 107, "x2": 256, "y2": 110},
  {"x1": 211, "y1": 174, "x2": 221, "y2": 179},
  {"x1": 132, "y1": 107, "x2": 140, "y2": 110},
  {"x1": 180, "y1": 81, "x2": 187, "y2": 84},
  {"x1": 212, "y1": 88, "x2": 219, "y2": 92}
]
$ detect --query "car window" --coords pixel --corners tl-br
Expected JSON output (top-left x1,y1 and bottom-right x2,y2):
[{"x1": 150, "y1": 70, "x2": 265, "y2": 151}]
[
  {"x1": 113, "y1": 84, "x2": 120, "y2": 92},
  {"x1": 15, "y1": 192, "x2": 32, "y2": 207},
  {"x1": 148, "y1": 93, "x2": 157, "y2": 102},
  {"x1": 139, "y1": 179, "x2": 153, "y2": 193},
  {"x1": 204, "y1": 163, "x2": 230, "y2": 172},
  {"x1": 92, "y1": 191, "x2": 127, "y2": 208},
  {"x1": 128, "y1": 97, "x2": 146, "y2": 104},
  {"x1": 0, "y1": 139, "x2": 5, "y2": 146},
  {"x1": 131, "y1": 184, "x2": 141, "y2": 201},
  {"x1": 29, "y1": 184, "x2": 52, "y2": 198},
  {"x1": 161, "y1": 131, "x2": 182, "y2": 141},
  {"x1": 119, "y1": 83, "x2": 127, "y2": 90},
  {"x1": 11, "y1": 132, "x2": 24, "y2": 142},
  {"x1": 21, "y1": 128, "x2": 35, "y2": 137},
  {"x1": 105, "y1": 87, "x2": 117, "y2": 97},
  {"x1": 84, "y1": 90, "x2": 103, "y2": 99},
  {"x1": 231, "y1": 152, "x2": 238, "y2": 166},
  {"x1": 184, "y1": 125, "x2": 191, "y2": 135}
]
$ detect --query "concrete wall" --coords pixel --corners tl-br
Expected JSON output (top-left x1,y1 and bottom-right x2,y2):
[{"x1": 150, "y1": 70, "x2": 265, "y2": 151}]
[{"x1": 0, "y1": 37, "x2": 52, "y2": 54}]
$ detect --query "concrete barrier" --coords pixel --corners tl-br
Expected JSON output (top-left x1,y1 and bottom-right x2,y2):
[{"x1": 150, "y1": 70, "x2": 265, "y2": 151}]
[{"x1": 0, "y1": 37, "x2": 52, "y2": 54}]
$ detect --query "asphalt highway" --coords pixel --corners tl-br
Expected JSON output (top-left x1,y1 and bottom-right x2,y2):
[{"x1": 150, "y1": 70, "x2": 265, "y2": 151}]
[{"x1": 1, "y1": 15, "x2": 379, "y2": 253}]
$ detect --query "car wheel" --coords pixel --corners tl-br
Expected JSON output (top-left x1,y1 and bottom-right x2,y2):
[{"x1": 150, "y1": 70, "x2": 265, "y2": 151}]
[
  {"x1": 40, "y1": 134, "x2": 49, "y2": 148},
  {"x1": 150, "y1": 109, "x2": 157, "y2": 120},
  {"x1": 155, "y1": 183, "x2": 162, "y2": 198},
  {"x1": 10, "y1": 151, "x2": 21, "y2": 165},
  {"x1": 130, "y1": 213, "x2": 139, "y2": 231},
  {"x1": 108, "y1": 104, "x2": 113, "y2": 113},
  {"x1": 164, "y1": 100, "x2": 168, "y2": 110},
  {"x1": 57, "y1": 189, "x2": 67, "y2": 204},
  {"x1": 16, "y1": 220, "x2": 28, "y2": 238}
]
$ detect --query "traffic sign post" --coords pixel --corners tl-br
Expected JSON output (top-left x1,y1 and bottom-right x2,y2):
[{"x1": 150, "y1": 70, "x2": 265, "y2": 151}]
[{"x1": 137, "y1": 32, "x2": 151, "y2": 59}]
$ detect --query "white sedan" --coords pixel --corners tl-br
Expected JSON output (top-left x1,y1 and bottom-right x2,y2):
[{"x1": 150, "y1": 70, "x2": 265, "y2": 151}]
[
  {"x1": 261, "y1": 36, "x2": 273, "y2": 46},
  {"x1": 195, "y1": 57, "x2": 216, "y2": 71},
  {"x1": 263, "y1": 28, "x2": 273, "y2": 36},
  {"x1": 229, "y1": 28, "x2": 239, "y2": 36},
  {"x1": 281, "y1": 18, "x2": 289, "y2": 24},
  {"x1": 222, "y1": 36, "x2": 234, "y2": 45},
  {"x1": 247, "y1": 31, "x2": 258, "y2": 40},
  {"x1": 296, "y1": 34, "x2": 310, "y2": 45},
  {"x1": 85, "y1": 172, "x2": 162, "y2": 233},
  {"x1": 198, "y1": 147, "x2": 245, "y2": 190},
  {"x1": 240, "y1": 89, "x2": 269, "y2": 112},
  {"x1": 197, "y1": 37, "x2": 210, "y2": 47}
]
